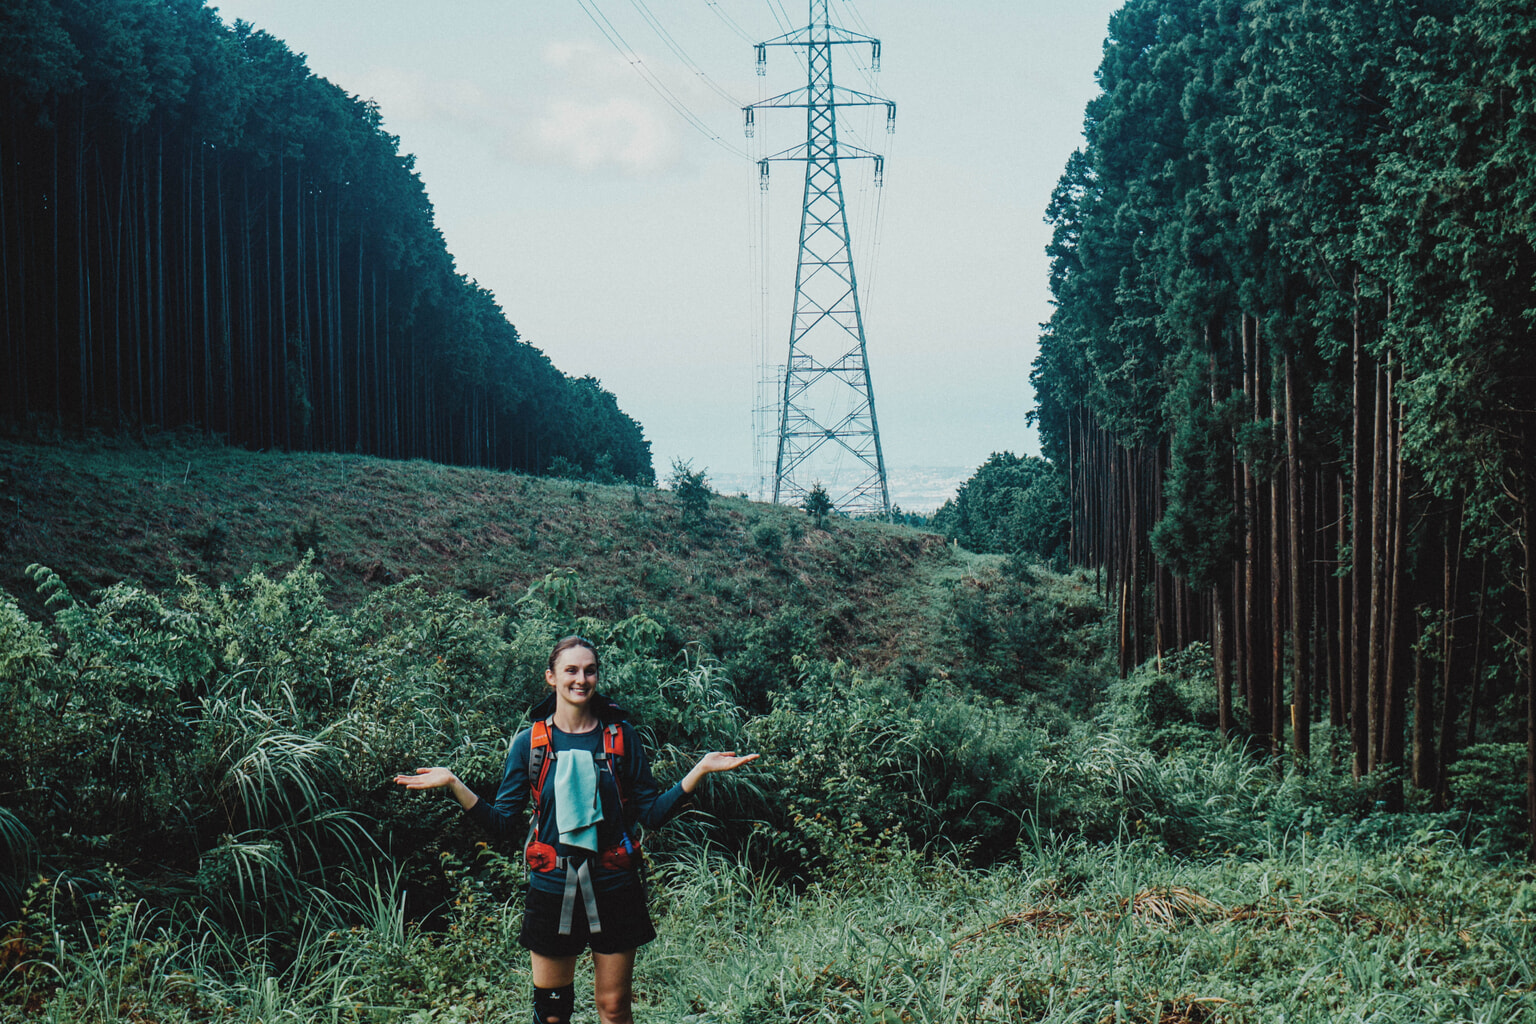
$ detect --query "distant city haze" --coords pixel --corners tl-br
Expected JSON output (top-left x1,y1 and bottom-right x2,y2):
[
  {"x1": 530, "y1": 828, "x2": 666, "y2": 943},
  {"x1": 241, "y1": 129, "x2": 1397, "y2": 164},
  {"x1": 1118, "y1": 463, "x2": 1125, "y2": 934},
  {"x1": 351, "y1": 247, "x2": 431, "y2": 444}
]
[
  {"x1": 210, "y1": 0, "x2": 1121, "y2": 492},
  {"x1": 709, "y1": 466, "x2": 970, "y2": 514}
]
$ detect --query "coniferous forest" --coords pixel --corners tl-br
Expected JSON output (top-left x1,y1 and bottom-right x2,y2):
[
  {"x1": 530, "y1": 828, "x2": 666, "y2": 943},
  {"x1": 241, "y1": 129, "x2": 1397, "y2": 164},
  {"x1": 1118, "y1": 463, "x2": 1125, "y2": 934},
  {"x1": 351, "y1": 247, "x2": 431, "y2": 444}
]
[
  {"x1": 4, "y1": 0, "x2": 1536, "y2": 1021},
  {"x1": 0, "y1": 0, "x2": 653, "y2": 482},
  {"x1": 1031, "y1": 0, "x2": 1536, "y2": 836}
]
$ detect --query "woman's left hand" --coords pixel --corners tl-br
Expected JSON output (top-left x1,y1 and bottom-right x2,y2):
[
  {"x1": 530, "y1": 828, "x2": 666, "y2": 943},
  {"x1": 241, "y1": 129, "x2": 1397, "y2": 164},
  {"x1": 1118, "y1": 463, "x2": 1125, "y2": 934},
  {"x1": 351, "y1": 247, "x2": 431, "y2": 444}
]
[
  {"x1": 698, "y1": 751, "x2": 759, "y2": 774},
  {"x1": 682, "y1": 751, "x2": 759, "y2": 792}
]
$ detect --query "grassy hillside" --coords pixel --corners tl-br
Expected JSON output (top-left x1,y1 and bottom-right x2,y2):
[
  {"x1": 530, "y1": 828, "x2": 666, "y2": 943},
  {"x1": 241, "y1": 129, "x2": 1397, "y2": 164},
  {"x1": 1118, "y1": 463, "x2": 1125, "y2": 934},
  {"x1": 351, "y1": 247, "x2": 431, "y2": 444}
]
[
  {"x1": 0, "y1": 439, "x2": 909, "y2": 654},
  {"x1": 0, "y1": 435, "x2": 1028, "y2": 671}
]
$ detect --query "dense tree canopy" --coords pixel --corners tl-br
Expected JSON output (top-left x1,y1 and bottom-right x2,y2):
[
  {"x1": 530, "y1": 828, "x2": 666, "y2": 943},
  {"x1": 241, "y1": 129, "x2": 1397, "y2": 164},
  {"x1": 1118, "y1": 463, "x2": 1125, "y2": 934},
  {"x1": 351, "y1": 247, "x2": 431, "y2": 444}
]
[
  {"x1": 0, "y1": 0, "x2": 653, "y2": 483},
  {"x1": 931, "y1": 452, "x2": 1069, "y2": 564},
  {"x1": 1031, "y1": 0, "x2": 1536, "y2": 844}
]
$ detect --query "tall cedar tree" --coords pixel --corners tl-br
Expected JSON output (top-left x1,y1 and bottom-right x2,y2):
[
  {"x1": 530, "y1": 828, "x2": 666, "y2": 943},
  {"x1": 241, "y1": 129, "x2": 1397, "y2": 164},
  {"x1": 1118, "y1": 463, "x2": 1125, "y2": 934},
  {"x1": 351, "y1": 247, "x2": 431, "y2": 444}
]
[
  {"x1": 1033, "y1": 0, "x2": 1536, "y2": 847},
  {"x1": 0, "y1": 0, "x2": 653, "y2": 483}
]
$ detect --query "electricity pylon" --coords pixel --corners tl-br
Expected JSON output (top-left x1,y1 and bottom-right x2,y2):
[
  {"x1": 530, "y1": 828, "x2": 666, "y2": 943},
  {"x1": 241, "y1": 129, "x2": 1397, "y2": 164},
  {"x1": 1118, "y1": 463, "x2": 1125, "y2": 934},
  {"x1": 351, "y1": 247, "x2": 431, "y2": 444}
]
[{"x1": 745, "y1": 0, "x2": 893, "y2": 516}]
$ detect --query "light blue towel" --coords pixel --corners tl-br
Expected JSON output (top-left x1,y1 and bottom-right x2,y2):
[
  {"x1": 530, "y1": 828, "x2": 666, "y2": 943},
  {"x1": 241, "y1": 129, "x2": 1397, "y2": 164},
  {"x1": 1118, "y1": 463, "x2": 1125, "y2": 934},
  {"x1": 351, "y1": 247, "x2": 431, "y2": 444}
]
[{"x1": 554, "y1": 750, "x2": 602, "y2": 852}]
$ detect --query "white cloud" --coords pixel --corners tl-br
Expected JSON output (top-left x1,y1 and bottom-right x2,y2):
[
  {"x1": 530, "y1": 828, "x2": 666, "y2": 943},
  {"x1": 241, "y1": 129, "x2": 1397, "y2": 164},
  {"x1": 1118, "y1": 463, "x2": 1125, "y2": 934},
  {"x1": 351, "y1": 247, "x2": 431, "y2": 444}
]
[
  {"x1": 348, "y1": 40, "x2": 707, "y2": 176},
  {"x1": 518, "y1": 40, "x2": 688, "y2": 175},
  {"x1": 528, "y1": 96, "x2": 680, "y2": 173}
]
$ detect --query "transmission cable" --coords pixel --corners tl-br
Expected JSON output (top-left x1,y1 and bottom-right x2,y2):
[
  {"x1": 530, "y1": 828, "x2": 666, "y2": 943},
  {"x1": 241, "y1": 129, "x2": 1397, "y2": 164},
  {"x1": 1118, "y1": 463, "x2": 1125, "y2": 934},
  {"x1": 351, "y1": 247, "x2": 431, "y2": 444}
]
[
  {"x1": 763, "y1": 0, "x2": 793, "y2": 34},
  {"x1": 575, "y1": 0, "x2": 751, "y2": 159},
  {"x1": 831, "y1": 0, "x2": 880, "y2": 92},
  {"x1": 706, "y1": 0, "x2": 756, "y2": 43},
  {"x1": 843, "y1": 0, "x2": 874, "y2": 36},
  {"x1": 628, "y1": 0, "x2": 745, "y2": 108}
]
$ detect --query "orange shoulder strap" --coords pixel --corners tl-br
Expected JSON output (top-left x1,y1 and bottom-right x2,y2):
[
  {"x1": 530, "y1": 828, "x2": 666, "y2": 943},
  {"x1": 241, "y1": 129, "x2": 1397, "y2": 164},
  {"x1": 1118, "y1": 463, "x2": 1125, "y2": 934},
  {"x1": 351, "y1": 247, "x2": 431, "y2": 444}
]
[{"x1": 529, "y1": 718, "x2": 555, "y2": 808}]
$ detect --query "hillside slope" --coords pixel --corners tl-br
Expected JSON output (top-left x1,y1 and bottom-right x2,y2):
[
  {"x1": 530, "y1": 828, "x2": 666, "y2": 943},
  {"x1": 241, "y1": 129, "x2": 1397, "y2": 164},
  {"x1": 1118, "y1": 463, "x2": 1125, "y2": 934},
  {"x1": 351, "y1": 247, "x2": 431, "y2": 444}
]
[{"x1": 0, "y1": 436, "x2": 1038, "y2": 673}]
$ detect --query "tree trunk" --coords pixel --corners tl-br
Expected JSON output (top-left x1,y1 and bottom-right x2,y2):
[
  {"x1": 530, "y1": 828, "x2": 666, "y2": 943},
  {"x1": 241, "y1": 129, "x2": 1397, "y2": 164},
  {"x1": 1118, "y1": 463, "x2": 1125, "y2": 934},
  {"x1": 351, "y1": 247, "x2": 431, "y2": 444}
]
[
  {"x1": 1525, "y1": 470, "x2": 1536, "y2": 856},
  {"x1": 1287, "y1": 351, "x2": 1310, "y2": 763},
  {"x1": 1333, "y1": 475, "x2": 1349, "y2": 735},
  {"x1": 1380, "y1": 360, "x2": 1408, "y2": 809},
  {"x1": 1350, "y1": 275, "x2": 1371, "y2": 778},
  {"x1": 1244, "y1": 314, "x2": 1268, "y2": 739},
  {"x1": 1270, "y1": 355, "x2": 1286, "y2": 761},
  {"x1": 1366, "y1": 360, "x2": 1389, "y2": 773},
  {"x1": 1431, "y1": 498, "x2": 1461, "y2": 806},
  {"x1": 1468, "y1": 553, "x2": 1488, "y2": 747},
  {"x1": 1214, "y1": 575, "x2": 1234, "y2": 738}
]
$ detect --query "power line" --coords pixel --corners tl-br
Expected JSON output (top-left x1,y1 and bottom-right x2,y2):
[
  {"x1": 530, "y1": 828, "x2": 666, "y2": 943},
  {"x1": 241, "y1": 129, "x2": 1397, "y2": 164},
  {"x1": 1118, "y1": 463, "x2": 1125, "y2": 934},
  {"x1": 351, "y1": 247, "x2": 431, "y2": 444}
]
[
  {"x1": 831, "y1": 0, "x2": 880, "y2": 92},
  {"x1": 705, "y1": 0, "x2": 756, "y2": 45},
  {"x1": 628, "y1": 0, "x2": 745, "y2": 108},
  {"x1": 843, "y1": 0, "x2": 874, "y2": 36},
  {"x1": 760, "y1": 0, "x2": 809, "y2": 77},
  {"x1": 575, "y1": 0, "x2": 751, "y2": 159},
  {"x1": 763, "y1": 0, "x2": 794, "y2": 34}
]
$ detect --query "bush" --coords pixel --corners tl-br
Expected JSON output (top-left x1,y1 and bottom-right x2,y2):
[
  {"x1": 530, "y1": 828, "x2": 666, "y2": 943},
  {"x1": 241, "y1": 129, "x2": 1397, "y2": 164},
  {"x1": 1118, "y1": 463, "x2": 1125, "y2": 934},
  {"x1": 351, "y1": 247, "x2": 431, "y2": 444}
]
[
  {"x1": 1044, "y1": 732, "x2": 1278, "y2": 854},
  {"x1": 668, "y1": 458, "x2": 712, "y2": 528},
  {"x1": 741, "y1": 668, "x2": 1059, "y2": 872},
  {"x1": 1446, "y1": 742, "x2": 1527, "y2": 854},
  {"x1": 750, "y1": 520, "x2": 783, "y2": 555},
  {"x1": 802, "y1": 482, "x2": 833, "y2": 527},
  {"x1": 931, "y1": 452, "x2": 1069, "y2": 563},
  {"x1": 1097, "y1": 641, "x2": 1220, "y2": 753},
  {"x1": 721, "y1": 605, "x2": 820, "y2": 712}
]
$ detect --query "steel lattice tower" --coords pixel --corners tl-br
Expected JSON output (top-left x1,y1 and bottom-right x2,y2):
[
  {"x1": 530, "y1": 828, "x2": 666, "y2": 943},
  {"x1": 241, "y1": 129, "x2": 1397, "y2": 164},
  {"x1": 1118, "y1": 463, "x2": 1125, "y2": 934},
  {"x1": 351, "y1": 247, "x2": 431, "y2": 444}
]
[{"x1": 745, "y1": 0, "x2": 894, "y2": 516}]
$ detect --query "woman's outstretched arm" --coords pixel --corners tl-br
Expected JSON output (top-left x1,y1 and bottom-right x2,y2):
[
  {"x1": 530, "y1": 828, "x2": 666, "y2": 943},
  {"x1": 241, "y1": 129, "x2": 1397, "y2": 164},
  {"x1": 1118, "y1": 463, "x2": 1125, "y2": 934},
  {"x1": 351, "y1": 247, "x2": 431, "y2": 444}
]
[
  {"x1": 680, "y1": 751, "x2": 759, "y2": 793},
  {"x1": 393, "y1": 766, "x2": 479, "y2": 811}
]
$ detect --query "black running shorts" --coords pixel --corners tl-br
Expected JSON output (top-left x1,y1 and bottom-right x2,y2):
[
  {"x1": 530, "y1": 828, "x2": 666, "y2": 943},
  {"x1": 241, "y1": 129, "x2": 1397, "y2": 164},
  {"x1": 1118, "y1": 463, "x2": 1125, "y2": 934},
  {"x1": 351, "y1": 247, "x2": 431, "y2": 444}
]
[{"x1": 517, "y1": 880, "x2": 657, "y2": 957}]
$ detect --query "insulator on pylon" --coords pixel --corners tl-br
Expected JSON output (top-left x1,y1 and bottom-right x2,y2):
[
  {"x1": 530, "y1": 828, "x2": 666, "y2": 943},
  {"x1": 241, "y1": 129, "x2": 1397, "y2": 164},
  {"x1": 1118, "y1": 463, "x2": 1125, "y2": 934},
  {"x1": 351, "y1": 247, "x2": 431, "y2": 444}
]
[
  {"x1": 756, "y1": 44, "x2": 767, "y2": 75},
  {"x1": 744, "y1": 108, "x2": 755, "y2": 138},
  {"x1": 885, "y1": 103, "x2": 896, "y2": 133},
  {"x1": 873, "y1": 156, "x2": 884, "y2": 187},
  {"x1": 870, "y1": 41, "x2": 881, "y2": 72},
  {"x1": 758, "y1": 158, "x2": 770, "y2": 191}
]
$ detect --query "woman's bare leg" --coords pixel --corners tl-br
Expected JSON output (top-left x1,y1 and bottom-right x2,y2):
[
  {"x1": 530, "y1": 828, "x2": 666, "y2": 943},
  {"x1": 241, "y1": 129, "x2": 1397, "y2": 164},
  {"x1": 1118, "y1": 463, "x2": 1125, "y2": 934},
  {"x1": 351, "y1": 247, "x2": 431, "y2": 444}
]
[
  {"x1": 592, "y1": 949, "x2": 637, "y2": 1024},
  {"x1": 530, "y1": 952, "x2": 578, "y2": 1023},
  {"x1": 530, "y1": 951, "x2": 578, "y2": 987}
]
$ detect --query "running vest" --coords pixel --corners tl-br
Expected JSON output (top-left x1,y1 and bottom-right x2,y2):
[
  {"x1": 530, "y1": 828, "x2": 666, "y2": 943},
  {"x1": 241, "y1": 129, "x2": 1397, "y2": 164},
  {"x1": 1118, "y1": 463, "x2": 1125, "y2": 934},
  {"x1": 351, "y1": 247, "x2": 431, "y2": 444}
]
[{"x1": 523, "y1": 717, "x2": 639, "y2": 934}]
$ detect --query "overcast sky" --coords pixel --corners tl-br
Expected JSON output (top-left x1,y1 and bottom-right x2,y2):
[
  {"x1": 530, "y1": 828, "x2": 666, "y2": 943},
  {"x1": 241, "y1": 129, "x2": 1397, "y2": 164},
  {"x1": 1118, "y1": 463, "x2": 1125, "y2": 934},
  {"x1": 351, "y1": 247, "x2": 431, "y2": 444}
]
[{"x1": 210, "y1": 0, "x2": 1121, "y2": 504}]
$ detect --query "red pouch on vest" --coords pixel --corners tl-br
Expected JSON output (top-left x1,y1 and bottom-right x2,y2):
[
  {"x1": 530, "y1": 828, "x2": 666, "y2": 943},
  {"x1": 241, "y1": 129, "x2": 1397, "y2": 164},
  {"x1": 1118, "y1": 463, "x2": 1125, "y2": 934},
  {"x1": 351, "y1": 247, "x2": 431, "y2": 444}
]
[
  {"x1": 597, "y1": 843, "x2": 638, "y2": 871},
  {"x1": 525, "y1": 840, "x2": 559, "y2": 872}
]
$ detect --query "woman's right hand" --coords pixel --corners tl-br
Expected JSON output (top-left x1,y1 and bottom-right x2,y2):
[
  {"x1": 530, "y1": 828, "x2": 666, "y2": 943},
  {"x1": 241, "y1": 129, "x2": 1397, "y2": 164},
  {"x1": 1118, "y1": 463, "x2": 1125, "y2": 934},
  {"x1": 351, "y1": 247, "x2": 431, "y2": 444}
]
[{"x1": 394, "y1": 766, "x2": 459, "y2": 790}]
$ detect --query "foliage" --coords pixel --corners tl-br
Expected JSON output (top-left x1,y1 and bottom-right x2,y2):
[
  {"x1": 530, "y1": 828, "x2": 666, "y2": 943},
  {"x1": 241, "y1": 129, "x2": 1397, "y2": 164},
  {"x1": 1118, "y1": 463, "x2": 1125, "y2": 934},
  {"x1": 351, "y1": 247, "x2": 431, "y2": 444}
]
[
  {"x1": 1, "y1": 451, "x2": 1531, "y2": 1023},
  {"x1": 667, "y1": 458, "x2": 712, "y2": 529},
  {"x1": 931, "y1": 452, "x2": 1069, "y2": 565},
  {"x1": 2, "y1": 524, "x2": 1533, "y2": 1021},
  {"x1": 721, "y1": 604, "x2": 820, "y2": 712},
  {"x1": 1097, "y1": 642, "x2": 1222, "y2": 754},
  {"x1": 944, "y1": 559, "x2": 1110, "y2": 710},
  {"x1": 0, "y1": 589, "x2": 50, "y2": 680},
  {"x1": 9, "y1": 816, "x2": 1533, "y2": 1023},
  {"x1": 742, "y1": 667, "x2": 1060, "y2": 870},
  {"x1": 1446, "y1": 744, "x2": 1529, "y2": 856},
  {"x1": 1028, "y1": 0, "x2": 1536, "y2": 824},
  {"x1": 749, "y1": 519, "x2": 783, "y2": 556},
  {"x1": 801, "y1": 482, "x2": 833, "y2": 527},
  {"x1": 1150, "y1": 354, "x2": 1243, "y2": 592}
]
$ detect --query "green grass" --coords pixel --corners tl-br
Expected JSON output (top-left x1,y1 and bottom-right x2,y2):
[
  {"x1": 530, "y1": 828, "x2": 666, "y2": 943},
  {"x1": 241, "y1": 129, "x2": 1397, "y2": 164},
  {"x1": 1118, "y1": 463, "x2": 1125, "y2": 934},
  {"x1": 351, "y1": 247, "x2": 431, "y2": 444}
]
[
  {"x1": 6, "y1": 836, "x2": 1531, "y2": 1023},
  {"x1": 601, "y1": 837, "x2": 1536, "y2": 1023}
]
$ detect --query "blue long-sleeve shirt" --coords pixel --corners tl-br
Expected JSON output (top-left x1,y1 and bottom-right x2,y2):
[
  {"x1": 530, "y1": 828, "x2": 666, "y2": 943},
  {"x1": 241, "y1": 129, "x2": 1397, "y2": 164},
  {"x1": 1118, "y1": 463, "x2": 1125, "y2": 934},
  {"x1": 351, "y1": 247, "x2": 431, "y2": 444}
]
[{"x1": 466, "y1": 701, "x2": 691, "y2": 893}]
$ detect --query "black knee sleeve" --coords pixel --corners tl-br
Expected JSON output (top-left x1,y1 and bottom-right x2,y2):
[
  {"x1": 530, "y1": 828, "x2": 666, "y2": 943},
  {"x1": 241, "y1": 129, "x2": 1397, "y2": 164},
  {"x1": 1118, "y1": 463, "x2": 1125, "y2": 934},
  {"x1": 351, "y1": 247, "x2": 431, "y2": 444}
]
[{"x1": 532, "y1": 983, "x2": 574, "y2": 1024}]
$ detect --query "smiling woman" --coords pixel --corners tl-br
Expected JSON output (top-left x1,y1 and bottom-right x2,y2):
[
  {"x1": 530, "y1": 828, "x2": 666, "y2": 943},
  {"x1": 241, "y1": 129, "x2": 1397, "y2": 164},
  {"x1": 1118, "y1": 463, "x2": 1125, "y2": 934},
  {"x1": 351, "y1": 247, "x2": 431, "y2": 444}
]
[{"x1": 395, "y1": 635, "x2": 758, "y2": 1024}]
